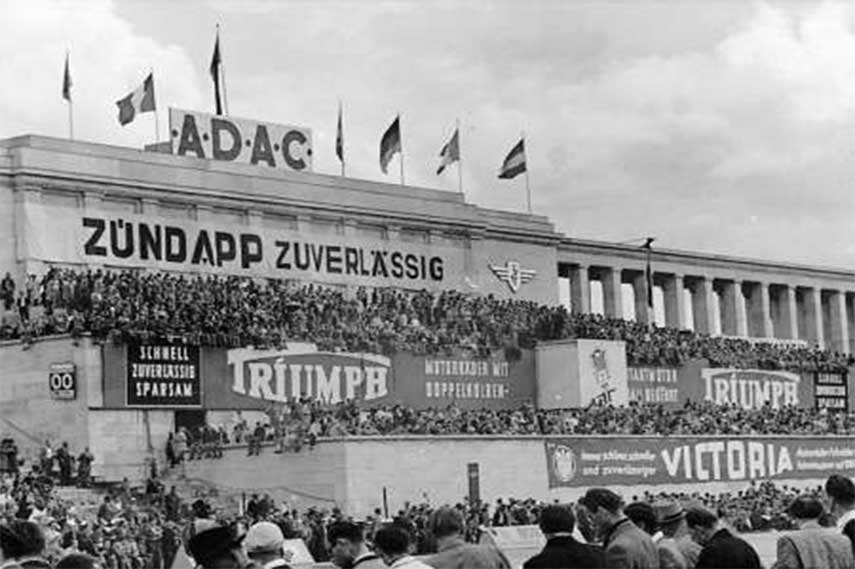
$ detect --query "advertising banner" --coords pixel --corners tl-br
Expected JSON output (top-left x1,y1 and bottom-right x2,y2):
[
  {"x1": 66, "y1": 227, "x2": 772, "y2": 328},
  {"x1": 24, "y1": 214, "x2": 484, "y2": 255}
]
[
  {"x1": 544, "y1": 436, "x2": 855, "y2": 488},
  {"x1": 815, "y1": 372, "x2": 849, "y2": 411},
  {"x1": 627, "y1": 362, "x2": 816, "y2": 410},
  {"x1": 103, "y1": 344, "x2": 536, "y2": 410},
  {"x1": 536, "y1": 340, "x2": 628, "y2": 409},
  {"x1": 48, "y1": 362, "x2": 77, "y2": 400},
  {"x1": 169, "y1": 108, "x2": 313, "y2": 172},
  {"x1": 124, "y1": 342, "x2": 201, "y2": 407}
]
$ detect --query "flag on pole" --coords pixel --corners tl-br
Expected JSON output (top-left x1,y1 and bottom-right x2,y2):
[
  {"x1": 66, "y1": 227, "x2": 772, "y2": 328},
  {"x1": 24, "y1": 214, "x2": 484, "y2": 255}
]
[
  {"x1": 211, "y1": 30, "x2": 223, "y2": 115},
  {"x1": 336, "y1": 102, "x2": 344, "y2": 164},
  {"x1": 62, "y1": 53, "x2": 72, "y2": 101},
  {"x1": 379, "y1": 115, "x2": 401, "y2": 174},
  {"x1": 436, "y1": 128, "x2": 460, "y2": 175},
  {"x1": 498, "y1": 138, "x2": 526, "y2": 179},
  {"x1": 115, "y1": 73, "x2": 156, "y2": 126},
  {"x1": 642, "y1": 237, "x2": 655, "y2": 309}
]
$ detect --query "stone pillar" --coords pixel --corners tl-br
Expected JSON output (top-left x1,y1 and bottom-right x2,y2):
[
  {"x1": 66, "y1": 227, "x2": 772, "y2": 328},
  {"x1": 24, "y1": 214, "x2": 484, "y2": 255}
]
[
  {"x1": 783, "y1": 286, "x2": 799, "y2": 340},
  {"x1": 691, "y1": 277, "x2": 716, "y2": 334},
  {"x1": 632, "y1": 271, "x2": 650, "y2": 323},
  {"x1": 805, "y1": 287, "x2": 825, "y2": 348},
  {"x1": 664, "y1": 274, "x2": 686, "y2": 329},
  {"x1": 829, "y1": 290, "x2": 850, "y2": 354},
  {"x1": 569, "y1": 265, "x2": 590, "y2": 315},
  {"x1": 735, "y1": 281, "x2": 748, "y2": 337},
  {"x1": 754, "y1": 282, "x2": 773, "y2": 338},
  {"x1": 601, "y1": 267, "x2": 623, "y2": 319},
  {"x1": 719, "y1": 281, "x2": 738, "y2": 335}
]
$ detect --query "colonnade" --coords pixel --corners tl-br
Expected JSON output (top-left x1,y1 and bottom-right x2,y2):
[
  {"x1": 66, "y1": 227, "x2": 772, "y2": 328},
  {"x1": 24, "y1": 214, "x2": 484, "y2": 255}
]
[{"x1": 561, "y1": 264, "x2": 855, "y2": 354}]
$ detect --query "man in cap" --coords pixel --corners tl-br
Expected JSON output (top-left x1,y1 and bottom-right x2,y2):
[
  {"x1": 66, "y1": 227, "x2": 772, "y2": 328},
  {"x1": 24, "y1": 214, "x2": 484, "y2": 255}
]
[
  {"x1": 578, "y1": 488, "x2": 658, "y2": 569},
  {"x1": 685, "y1": 505, "x2": 761, "y2": 569},
  {"x1": 327, "y1": 521, "x2": 384, "y2": 569},
  {"x1": 826, "y1": 474, "x2": 855, "y2": 532},
  {"x1": 373, "y1": 524, "x2": 431, "y2": 569},
  {"x1": 244, "y1": 521, "x2": 292, "y2": 569},
  {"x1": 523, "y1": 504, "x2": 605, "y2": 569},
  {"x1": 653, "y1": 501, "x2": 700, "y2": 569},
  {"x1": 775, "y1": 495, "x2": 854, "y2": 569},
  {"x1": 424, "y1": 506, "x2": 511, "y2": 569},
  {"x1": 187, "y1": 523, "x2": 250, "y2": 569}
]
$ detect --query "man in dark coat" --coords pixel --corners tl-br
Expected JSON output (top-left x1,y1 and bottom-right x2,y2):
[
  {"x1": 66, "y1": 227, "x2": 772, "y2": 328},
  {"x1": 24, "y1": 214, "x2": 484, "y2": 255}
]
[
  {"x1": 579, "y1": 488, "x2": 658, "y2": 569},
  {"x1": 524, "y1": 504, "x2": 605, "y2": 569},
  {"x1": 686, "y1": 505, "x2": 762, "y2": 569}
]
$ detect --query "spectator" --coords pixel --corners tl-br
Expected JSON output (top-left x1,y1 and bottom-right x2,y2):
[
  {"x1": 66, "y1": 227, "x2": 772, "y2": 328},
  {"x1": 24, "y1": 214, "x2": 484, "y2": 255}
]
[
  {"x1": 76, "y1": 448, "x2": 94, "y2": 488},
  {"x1": 686, "y1": 505, "x2": 761, "y2": 569},
  {"x1": 826, "y1": 475, "x2": 855, "y2": 532},
  {"x1": 652, "y1": 501, "x2": 700, "y2": 569},
  {"x1": 55, "y1": 553, "x2": 101, "y2": 569},
  {"x1": 775, "y1": 495, "x2": 854, "y2": 569},
  {"x1": 327, "y1": 521, "x2": 384, "y2": 569},
  {"x1": 0, "y1": 520, "x2": 50, "y2": 569},
  {"x1": 372, "y1": 524, "x2": 431, "y2": 569},
  {"x1": 625, "y1": 502, "x2": 659, "y2": 539},
  {"x1": 244, "y1": 521, "x2": 292, "y2": 569},
  {"x1": 187, "y1": 524, "x2": 249, "y2": 569},
  {"x1": 579, "y1": 488, "x2": 658, "y2": 569},
  {"x1": 424, "y1": 506, "x2": 510, "y2": 569},
  {"x1": 522, "y1": 504, "x2": 605, "y2": 569}
]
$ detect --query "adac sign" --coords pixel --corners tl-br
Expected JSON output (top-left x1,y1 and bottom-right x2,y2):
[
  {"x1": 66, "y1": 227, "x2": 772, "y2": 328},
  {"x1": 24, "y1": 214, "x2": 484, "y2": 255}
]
[
  {"x1": 227, "y1": 347, "x2": 390, "y2": 405},
  {"x1": 169, "y1": 108, "x2": 313, "y2": 172}
]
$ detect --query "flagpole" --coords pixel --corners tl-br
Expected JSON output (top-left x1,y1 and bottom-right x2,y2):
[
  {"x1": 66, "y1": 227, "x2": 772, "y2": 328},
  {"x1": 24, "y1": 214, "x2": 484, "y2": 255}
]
[
  {"x1": 68, "y1": 99, "x2": 74, "y2": 141},
  {"x1": 456, "y1": 118, "x2": 463, "y2": 195},
  {"x1": 339, "y1": 99, "x2": 345, "y2": 177},
  {"x1": 65, "y1": 50, "x2": 74, "y2": 140},
  {"x1": 151, "y1": 67, "x2": 160, "y2": 143},
  {"x1": 522, "y1": 131, "x2": 531, "y2": 214},
  {"x1": 218, "y1": 24, "x2": 229, "y2": 115},
  {"x1": 398, "y1": 112, "x2": 405, "y2": 186}
]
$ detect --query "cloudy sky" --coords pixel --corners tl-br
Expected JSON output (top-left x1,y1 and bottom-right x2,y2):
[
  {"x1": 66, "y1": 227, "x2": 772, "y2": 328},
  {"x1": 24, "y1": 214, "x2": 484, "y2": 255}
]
[{"x1": 2, "y1": 0, "x2": 855, "y2": 270}]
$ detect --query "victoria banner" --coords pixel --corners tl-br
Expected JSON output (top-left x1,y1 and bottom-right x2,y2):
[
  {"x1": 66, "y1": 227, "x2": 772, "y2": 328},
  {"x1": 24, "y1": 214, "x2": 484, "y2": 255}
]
[{"x1": 544, "y1": 436, "x2": 855, "y2": 488}]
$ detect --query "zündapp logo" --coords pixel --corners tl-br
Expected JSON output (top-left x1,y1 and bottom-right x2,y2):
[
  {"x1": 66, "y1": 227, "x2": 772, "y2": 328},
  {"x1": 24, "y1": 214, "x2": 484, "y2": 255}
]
[{"x1": 228, "y1": 346, "x2": 390, "y2": 405}]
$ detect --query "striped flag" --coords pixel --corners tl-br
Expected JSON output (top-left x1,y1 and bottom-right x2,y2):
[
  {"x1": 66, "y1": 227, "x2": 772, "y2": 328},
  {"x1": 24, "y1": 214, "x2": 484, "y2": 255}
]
[
  {"x1": 498, "y1": 138, "x2": 526, "y2": 179},
  {"x1": 379, "y1": 115, "x2": 401, "y2": 174},
  {"x1": 62, "y1": 53, "x2": 72, "y2": 101},
  {"x1": 115, "y1": 73, "x2": 156, "y2": 126},
  {"x1": 436, "y1": 128, "x2": 459, "y2": 175},
  {"x1": 336, "y1": 101, "x2": 344, "y2": 165},
  {"x1": 642, "y1": 237, "x2": 655, "y2": 309},
  {"x1": 210, "y1": 30, "x2": 223, "y2": 115}
]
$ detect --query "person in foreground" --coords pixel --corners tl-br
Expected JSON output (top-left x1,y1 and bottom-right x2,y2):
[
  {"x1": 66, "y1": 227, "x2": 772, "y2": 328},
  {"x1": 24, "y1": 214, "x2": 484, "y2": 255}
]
[
  {"x1": 686, "y1": 505, "x2": 761, "y2": 569},
  {"x1": 773, "y1": 495, "x2": 855, "y2": 569},
  {"x1": 0, "y1": 520, "x2": 51, "y2": 569},
  {"x1": 579, "y1": 488, "x2": 658, "y2": 568},
  {"x1": 244, "y1": 521, "x2": 292, "y2": 569},
  {"x1": 372, "y1": 524, "x2": 432, "y2": 569},
  {"x1": 187, "y1": 523, "x2": 253, "y2": 569},
  {"x1": 424, "y1": 506, "x2": 510, "y2": 569},
  {"x1": 523, "y1": 504, "x2": 605, "y2": 569},
  {"x1": 328, "y1": 521, "x2": 385, "y2": 569},
  {"x1": 652, "y1": 501, "x2": 701, "y2": 569}
]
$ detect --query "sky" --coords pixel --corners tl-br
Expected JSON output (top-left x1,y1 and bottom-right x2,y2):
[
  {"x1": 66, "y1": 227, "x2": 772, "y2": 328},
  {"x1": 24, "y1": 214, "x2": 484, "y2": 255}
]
[{"x1": 2, "y1": 0, "x2": 855, "y2": 270}]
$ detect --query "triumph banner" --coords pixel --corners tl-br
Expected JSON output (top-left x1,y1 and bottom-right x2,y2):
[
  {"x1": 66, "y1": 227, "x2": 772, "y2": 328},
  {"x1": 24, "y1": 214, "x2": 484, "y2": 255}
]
[
  {"x1": 545, "y1": 436, "x2": 855, "y2": 488},
  {"x1": 103, "y1": 344, "x2": 536, "y2": 410},
  {"x1": 123, "y1": 342, "x2": 201, "y2": 407}
]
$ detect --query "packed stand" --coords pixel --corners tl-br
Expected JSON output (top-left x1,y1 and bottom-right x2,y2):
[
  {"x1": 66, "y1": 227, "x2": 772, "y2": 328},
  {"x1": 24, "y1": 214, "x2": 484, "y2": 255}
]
[{"x1": 2, "y1": 268, "x2": 852, "y2": 372}]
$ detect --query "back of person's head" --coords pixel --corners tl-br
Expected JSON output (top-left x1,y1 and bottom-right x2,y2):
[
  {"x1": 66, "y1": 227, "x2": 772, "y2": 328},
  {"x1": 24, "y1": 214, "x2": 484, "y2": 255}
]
[
  {"x1": 0, "y1": 520, "x2": 45, "y2": 559},
  {"x1": 685, "y1": 506, "x2": 718, "y2": 529},
  {"x1": 625, "y1": 502, "x2": 657, "y2": 535},
  {"x1": 373, "y1": 524, "x2": 411, "y2": 557},
  {"x1": 429, "y1": 506, "x2": 464, "y2": 539},
  {"x1": 826, "y1": 475, "x2": 855, "y2": 507},
  {"x1": 327, "y1": 521, "x2": 364, "y2": 544},
  {"x1": 538, "y1": 505, "x2": 575, "y2": 535},
  {"x1": 56, "y1": 553, "x2": 101, "y2": 569},
  {"x1": 787, "y1": 496, "x2": 824, "y2": 520},
  {"x1": 579, "y1": 488, "x2": 623, "y2": 515}
]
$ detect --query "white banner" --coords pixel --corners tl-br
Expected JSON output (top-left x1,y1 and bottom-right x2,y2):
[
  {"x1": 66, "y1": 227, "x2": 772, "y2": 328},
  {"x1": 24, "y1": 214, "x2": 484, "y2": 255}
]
[{"x1": 169, "y1": 108, "x2": 313, "y2": 172}]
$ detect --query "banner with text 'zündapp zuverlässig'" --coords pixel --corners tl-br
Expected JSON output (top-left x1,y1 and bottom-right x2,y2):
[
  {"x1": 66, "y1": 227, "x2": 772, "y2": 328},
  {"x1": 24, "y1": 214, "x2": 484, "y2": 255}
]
[
  {"x1": 123, "y1": 342, "x2": 201, "y2": 407},
  {"x1": 544, "y1": 436, "x2": 855, "y2": 488}
]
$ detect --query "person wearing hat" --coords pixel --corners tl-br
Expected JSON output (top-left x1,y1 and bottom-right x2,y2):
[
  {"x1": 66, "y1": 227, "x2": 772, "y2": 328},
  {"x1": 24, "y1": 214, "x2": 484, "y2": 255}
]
[
  {"x1": 685, "y1": 505, "x2": 761, "y2": 569},
  {"x1": 578, "y1": 488, "x2": 658, "y2": 569},
  {"x1": 775, "y1": 495, "x2": 854, "y2": 569},
  {"x1": 373, "y1": 524, "x2": 431, "y2": 569},
  {"x1": 187, "y1": 523, "x2": 251, "y2": 569},
  {"x1": 244, "y1": 521, "x2": 292, "y2": 569},
  {"x1": 523, "y1": 504, "x2": 605, "y2": 569},
  {"x1": 423, "y1": 506, "x2": 510, "y2": 569},
  {"x1": 327, "y1": 521, "x2": 384, "y2": 569},
  {"x1": 653, "y1": 501, "x2": 700, "y2": 569}
]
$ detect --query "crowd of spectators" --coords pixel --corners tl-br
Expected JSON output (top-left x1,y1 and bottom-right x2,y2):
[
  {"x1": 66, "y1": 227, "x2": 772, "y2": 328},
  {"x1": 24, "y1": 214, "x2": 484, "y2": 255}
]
[{"x1": 2, "y1": 267, "x2": 852, "y2": 372}]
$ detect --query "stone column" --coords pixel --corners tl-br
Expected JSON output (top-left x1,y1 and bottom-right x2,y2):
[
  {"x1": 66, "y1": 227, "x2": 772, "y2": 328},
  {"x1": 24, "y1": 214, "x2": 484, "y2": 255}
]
[
  {"x1": 806, "y1": 287, "x2": 825, "y2": 348},
  {"x1": 569, "y1": 265, "x2": 590, "y2": 315},
  {"x1": 632, "y1": 271, "x2": 650, "y2": 324},
  {"x1": 691, "y1": 277, "x2": 716, "y2": 334},
  {"x1": 829, "y1": 290, "x2": 850, "y2": 354},
  {"x1": 735, "y1": 281, "x2": 748, "y2": 337},
  {"x1": 664, "y1": 274, "x2": 686, "y2": 329},
  {"x1": 719, "y1": 280, "x2": 738, "y2": 335},
  {"x1": 601, "y1": 267, "x2": 623, "y2": 319},
  {"x1": 783, "y1": 286, "x2": 799, "y2": 340}
]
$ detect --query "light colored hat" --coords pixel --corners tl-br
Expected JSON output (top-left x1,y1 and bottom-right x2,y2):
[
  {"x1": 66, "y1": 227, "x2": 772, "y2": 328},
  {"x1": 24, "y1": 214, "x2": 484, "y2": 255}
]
[
  {"x1": 653, "y1": 501, "x2": 685, "y2": 525},
  {"x1": 244, "y1": 521, "x2": 285, "y2": 553}
]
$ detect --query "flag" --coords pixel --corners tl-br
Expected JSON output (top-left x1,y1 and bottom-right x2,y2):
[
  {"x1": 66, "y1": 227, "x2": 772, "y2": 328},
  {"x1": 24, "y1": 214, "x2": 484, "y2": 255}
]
[
  {"x1": 498, "y1": 138, "x2": 526, "y2": 179},
  {"x1": 642, "y1": 237, "x2": 654, "y2": 309},
  {"x1": 436, "y1": 128, "x2": 459, "y2": 175},
  {"x1": 379, "y1": 115, "x2": 401, "y2": 174},
  {"x1": 335, "y1": 102, "x2": 344, "y2": 164},
  {"x1": 115, "y1": 73, "x2": 156, "y2": 126},
  {"x1": 211, "y1": 31, "x2": 223, "y2": 115},
  {"x1": 62, "y1": 53, "x2": 72, "y2": 102}
]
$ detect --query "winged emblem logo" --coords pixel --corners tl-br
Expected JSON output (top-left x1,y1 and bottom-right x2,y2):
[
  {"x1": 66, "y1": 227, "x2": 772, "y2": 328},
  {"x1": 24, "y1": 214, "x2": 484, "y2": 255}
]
[
  {"x1": 551, "y1": 444, "x2": 577, "y2": 483},
  {"x1": 488, "y1": 261, "x2": 536, "y2": 293}
]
